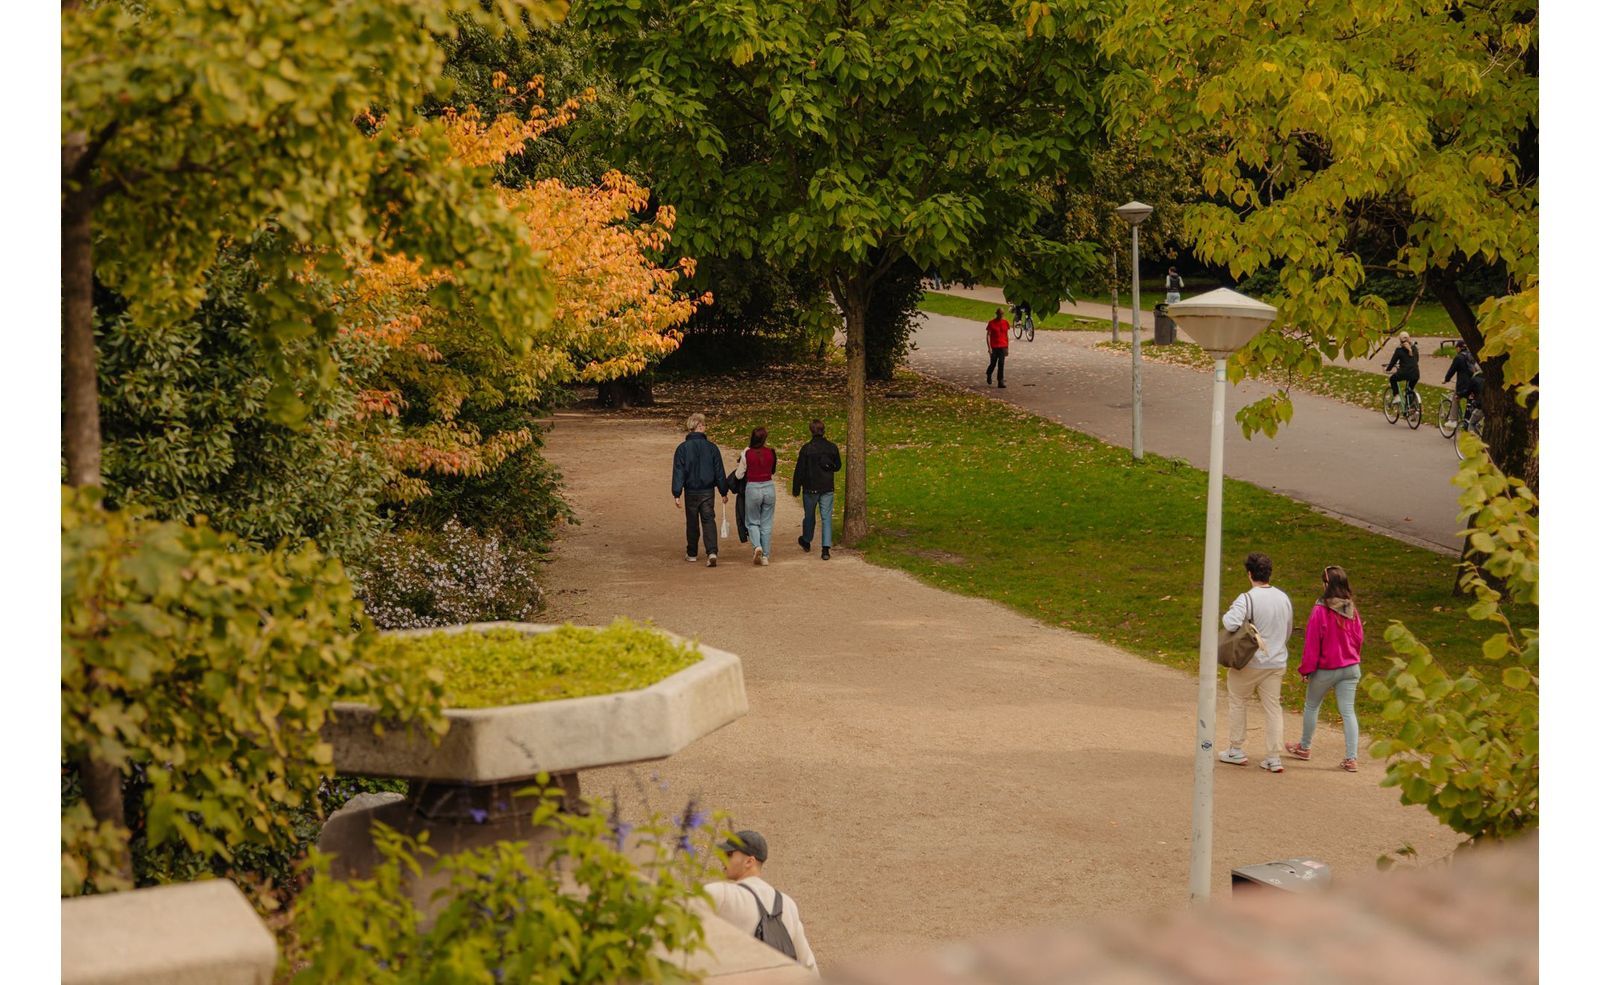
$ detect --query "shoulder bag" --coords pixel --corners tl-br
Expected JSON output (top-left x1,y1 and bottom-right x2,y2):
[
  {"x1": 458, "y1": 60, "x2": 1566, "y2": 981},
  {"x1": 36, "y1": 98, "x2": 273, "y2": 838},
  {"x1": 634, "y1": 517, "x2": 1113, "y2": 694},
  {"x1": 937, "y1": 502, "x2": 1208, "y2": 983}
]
[{"x1": 1217, "y1": 592, "x2": 1264, "y2": 670}]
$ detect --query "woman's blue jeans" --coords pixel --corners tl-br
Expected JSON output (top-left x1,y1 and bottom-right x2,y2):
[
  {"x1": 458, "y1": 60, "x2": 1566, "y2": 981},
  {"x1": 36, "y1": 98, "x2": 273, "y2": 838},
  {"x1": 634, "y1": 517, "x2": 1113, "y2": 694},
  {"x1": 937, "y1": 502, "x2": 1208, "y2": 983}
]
[
  {"x1": 744, "y1": 481, "x2": 775, "y2": 556},
  {"x1": 1301, "y1": 664, "x2": 1361, "y2": 759}
]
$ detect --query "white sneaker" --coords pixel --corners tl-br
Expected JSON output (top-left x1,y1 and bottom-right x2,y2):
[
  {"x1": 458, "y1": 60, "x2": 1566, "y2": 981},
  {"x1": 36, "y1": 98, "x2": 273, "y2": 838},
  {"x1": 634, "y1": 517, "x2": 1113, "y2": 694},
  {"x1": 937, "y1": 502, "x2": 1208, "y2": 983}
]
[
  {"x1": 753, "y1": 547, "x2": 764, "y2": 565},
  {"x1": 1260, "y1": 758, "x2": 1284, "y2": 774},
  {"x1": 686, "y1": 552, "x2": 697, "y2": 563},
  {"x1": 707, "y1": 555, "x2": 717, "y2": 568},
  {"x1": 1218, "y1": 748, "x2": 1248, "y2": 766},
  {"x1": 760, "y1": 555, "x2": 769, "y2": 566}
]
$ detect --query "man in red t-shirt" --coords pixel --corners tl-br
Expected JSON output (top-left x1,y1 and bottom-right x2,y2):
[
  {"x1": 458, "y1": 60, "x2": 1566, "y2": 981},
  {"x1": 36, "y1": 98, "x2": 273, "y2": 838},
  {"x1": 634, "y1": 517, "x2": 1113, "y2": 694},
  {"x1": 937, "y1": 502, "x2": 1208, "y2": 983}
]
[{"x1": 984, "y1": 307, "x2": 1010, "y2": 388}]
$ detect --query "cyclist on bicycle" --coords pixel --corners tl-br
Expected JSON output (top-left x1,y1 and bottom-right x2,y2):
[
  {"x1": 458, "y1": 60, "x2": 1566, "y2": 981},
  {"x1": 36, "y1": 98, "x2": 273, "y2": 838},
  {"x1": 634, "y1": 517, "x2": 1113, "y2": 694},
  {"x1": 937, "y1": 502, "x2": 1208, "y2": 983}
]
[
  {"x1": 1443, "y1": 342, "x2": 1484, "y2": 411},
  {"x1": 1384, "y1": 331, "x2": 1421, "y2": 397}
]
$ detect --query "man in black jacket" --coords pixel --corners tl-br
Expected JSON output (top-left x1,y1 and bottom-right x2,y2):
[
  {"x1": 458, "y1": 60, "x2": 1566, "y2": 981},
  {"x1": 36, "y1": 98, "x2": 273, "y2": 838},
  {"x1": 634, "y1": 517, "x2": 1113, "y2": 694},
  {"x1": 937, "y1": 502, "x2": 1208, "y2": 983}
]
[
  {"x1": 791, "y1": 419, "x2": 842, "y2": 560},
  {"x1": 672, "y1": 412, "x2": 729, "y2": 567},
  {"x1": 1443, "y1": 342, "x2": 1484, "y2": 414}
]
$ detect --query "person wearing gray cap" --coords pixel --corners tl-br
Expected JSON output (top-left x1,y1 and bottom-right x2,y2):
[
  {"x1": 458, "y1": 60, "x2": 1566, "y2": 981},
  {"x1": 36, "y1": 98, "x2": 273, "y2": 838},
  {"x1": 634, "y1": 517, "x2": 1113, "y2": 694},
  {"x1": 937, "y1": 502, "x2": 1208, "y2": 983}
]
[{"x1": 703, "y1": 830, "x2": 819, "y2": 975}]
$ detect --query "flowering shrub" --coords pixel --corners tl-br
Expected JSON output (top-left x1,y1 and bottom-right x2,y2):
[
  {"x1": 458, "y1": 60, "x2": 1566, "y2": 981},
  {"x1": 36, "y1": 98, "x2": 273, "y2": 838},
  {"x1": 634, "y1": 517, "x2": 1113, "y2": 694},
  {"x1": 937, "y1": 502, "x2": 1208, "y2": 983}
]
[
  {"x1": 287, "y1": 785, "x2": 724, "y2": 983},
  {"x1": 351, "y1": 520, "x2": 545, "y2": 630}
]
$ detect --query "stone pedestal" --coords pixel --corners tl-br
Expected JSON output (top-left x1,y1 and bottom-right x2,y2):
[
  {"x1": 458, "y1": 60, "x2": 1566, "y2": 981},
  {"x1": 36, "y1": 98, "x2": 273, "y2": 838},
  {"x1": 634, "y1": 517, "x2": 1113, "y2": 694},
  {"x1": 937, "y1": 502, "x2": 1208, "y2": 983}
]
[
  {"x1": 318, "y1": 622, "x2": 748, "y2": 907},
  {"x1": 61, "y1": 881, "x2": 276, "y2": 985}
]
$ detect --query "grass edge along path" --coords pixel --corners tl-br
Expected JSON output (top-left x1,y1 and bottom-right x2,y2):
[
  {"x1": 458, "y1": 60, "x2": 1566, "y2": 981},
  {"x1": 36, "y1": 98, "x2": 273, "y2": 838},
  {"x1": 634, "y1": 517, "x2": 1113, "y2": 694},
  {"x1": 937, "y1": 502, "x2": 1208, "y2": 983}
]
[
  {"x1": 666, "y1": 365, "x2": 1494, "y2": 739},
  {"x1": 919, "y1": 291, "x2": 1104, "y2": 331}
]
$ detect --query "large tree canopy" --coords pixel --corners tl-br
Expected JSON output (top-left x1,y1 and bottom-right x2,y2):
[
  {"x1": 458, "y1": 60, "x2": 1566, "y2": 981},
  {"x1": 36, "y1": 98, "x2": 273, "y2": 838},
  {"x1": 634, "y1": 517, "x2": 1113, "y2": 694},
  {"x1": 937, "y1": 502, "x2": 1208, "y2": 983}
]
[
  {"x1": 1101, "y1": 0, "x2": 1538, "y2": 485},
  {"x1": 576, "y1": 0, "x2": 1105, "y2": 541}
]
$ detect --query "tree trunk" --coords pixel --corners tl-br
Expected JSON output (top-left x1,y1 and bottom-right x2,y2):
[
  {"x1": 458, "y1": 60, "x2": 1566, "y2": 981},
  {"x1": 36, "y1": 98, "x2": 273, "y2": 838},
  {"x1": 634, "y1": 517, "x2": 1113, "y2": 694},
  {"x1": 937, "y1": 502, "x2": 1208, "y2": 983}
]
[
  {"x1": 64, "y1": 133, "x2": 132, "y2": 882},
  {"x1": 842, "y1": 287, "x2": 869, "y2": 546},
  {"x1": 63, "y1": 148, "x2": 101, "y2": 487},
  {"x1": 1109, "y1": 249, "x2": 1120, "y2": 343},
  {"x1": 1431, "y1": 275, "x2": 1539, "y2": 493}
]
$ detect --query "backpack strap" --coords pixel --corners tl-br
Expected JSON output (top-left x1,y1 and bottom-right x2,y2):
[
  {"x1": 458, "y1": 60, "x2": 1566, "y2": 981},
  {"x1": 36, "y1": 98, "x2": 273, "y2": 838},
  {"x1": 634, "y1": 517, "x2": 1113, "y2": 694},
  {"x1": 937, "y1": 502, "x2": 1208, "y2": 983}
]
[
  {"x1": 770, "y1": 890, "x2": 784, "y2": 919},
  {"x1": 738, "y1": 882, "x2": 771, "y2": 921}
]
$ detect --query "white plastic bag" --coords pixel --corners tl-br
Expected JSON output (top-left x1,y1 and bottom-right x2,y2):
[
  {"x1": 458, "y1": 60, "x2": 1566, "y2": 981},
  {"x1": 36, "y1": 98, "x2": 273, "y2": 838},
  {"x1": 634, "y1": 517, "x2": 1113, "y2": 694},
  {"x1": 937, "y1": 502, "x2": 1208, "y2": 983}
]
[{"x1": 720, "y1": 505, "x2": 730, "y2": 540}]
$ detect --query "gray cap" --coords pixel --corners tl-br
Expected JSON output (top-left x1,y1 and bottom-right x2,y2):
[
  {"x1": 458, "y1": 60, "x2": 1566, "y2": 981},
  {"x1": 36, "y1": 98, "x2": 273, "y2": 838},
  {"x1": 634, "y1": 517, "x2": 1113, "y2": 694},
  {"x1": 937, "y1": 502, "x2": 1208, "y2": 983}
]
[{"x1": 720, "y1": 829, "x2": 769, "y2": 863}]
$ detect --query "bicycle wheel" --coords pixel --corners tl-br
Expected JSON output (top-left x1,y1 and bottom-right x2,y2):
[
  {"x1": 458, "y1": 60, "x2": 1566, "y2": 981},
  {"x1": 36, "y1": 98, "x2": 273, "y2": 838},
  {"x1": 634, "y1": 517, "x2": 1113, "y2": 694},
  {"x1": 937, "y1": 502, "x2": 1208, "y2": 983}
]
[
  {"x1": 1438, "y1": 395, "x2": 1458, "y2": 437},
  {"x1": 1025, "y1": 317, "x2": 1035, "y2": 342},
  {"x1": 1382, "y1": 388, "x2": 1400, "y2": 424},
  {"x1": 1013, "y1": 319, "x2": 1024, "y2": 340},
  {"x1": 1454, "y1": 408, "x2": 1484, "y2": 461},
  {"x1": 1405, "y1": 391, "x2": 1423, "y2": 429}
]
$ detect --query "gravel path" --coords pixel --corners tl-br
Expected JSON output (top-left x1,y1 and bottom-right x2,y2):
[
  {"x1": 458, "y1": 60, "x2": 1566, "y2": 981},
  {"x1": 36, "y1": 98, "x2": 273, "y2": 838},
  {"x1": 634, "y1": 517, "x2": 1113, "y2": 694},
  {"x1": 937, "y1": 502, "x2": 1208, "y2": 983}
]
[{"x1": 540, "y1": 411, "x2": 1456, "y2": 965}]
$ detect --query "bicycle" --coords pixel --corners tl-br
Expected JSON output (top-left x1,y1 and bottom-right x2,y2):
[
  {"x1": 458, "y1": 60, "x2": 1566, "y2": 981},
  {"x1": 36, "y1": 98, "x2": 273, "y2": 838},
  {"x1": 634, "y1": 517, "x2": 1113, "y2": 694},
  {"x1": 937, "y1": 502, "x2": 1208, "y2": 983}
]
[
  {"x1": 1453, "y1": 394, "x2": 1485, "y2": 461},
  {"x1": 1438, "y1": 392, "x2": 1464, "y2": 438},
  {"x1": 1011, "y1": 304, "x2": 1036, "y2": 342},
  {"x1": 1382, "y1": 379, "x2": 1423, "y2": 429}
]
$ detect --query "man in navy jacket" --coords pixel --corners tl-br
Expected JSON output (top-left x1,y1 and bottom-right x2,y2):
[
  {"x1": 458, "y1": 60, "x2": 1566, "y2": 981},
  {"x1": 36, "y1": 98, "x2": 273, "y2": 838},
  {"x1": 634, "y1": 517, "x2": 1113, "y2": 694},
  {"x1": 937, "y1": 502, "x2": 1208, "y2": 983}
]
[{"x1": 672, "y1": 412, "x2": 729, "y2": 566}]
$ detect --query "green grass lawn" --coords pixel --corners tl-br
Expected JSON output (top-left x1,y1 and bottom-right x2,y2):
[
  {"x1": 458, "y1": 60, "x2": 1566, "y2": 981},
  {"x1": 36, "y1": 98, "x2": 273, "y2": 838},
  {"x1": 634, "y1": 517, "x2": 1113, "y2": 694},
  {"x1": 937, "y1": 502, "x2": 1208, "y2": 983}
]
[
  {"x1": 924, "y1": 286, "x2": 1460, "y2": 338},
  {"x1": 654, "y1": 366, "x2": 1490, "y2": 739},
  {"x1": 919, "y1": 291, "x2": 1103, "y2": 330},
  {"x1": 1096, "y1": 340, "x2": 1457, "y2": 427}
]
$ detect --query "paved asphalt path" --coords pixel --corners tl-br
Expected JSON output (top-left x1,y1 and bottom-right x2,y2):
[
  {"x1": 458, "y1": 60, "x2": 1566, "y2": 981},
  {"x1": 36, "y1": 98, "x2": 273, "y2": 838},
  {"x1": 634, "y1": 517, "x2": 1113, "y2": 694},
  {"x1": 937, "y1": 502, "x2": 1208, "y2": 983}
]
[{"x1": 909, "y1": 309, "x2": 1465, "y2": 553}]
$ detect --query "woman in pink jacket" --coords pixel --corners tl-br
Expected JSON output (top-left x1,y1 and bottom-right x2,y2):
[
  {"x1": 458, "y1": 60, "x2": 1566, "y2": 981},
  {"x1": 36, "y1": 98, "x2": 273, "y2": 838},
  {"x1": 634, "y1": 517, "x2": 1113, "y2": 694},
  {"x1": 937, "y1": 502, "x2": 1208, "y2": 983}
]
[{"x1": 1286, "y1": 565, "x2": 1364, "y2": 772}]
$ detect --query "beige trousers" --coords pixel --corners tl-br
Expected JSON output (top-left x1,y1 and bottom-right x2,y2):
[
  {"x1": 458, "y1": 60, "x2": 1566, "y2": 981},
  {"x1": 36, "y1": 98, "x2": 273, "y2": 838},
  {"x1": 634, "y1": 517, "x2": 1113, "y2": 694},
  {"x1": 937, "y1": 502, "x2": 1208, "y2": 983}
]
[{"x1": 1226, "y1": 664, "x2": 1285, "y2": 758}]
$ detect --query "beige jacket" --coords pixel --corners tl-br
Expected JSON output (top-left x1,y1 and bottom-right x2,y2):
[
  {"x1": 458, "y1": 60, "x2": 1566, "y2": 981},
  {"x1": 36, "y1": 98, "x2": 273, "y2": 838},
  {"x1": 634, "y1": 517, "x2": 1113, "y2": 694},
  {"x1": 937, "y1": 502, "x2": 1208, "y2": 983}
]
[{"x1": 704, "y1": 875, "x2": 820, "y2": 975}]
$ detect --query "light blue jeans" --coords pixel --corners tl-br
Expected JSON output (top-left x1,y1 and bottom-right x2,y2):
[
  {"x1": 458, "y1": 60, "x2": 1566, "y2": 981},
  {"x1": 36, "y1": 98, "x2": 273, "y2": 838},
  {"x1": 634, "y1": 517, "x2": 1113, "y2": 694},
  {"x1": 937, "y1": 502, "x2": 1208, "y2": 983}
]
[
  {"x1": 744, "y1": 481, "x2": 775, "y2": 556},
  {"x1": 1301, "y1": 664, "x2": 1361, "y2": 759},
  {"x1": 802, "y1": 490, "x2": 834, "y2": 548}
]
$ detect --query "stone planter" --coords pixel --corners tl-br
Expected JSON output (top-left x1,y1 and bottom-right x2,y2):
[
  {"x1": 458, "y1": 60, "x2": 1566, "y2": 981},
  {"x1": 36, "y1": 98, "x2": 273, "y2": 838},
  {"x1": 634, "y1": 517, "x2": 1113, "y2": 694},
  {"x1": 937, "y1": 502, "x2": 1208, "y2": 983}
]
[{"x1": 318, "y1": 621, "x2": 747, "y2": 893}]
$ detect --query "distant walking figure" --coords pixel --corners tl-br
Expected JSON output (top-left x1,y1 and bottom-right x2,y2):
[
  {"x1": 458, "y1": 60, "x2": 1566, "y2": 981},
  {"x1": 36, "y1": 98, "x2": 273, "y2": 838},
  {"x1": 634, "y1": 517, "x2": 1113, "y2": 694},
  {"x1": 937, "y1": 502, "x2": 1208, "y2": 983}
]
[
  {"x1": 1218, "y1": 552, "x2": 1294, "y2": 773},
  {"x1": 671, "y1": 412, "x2": 729, "y2": 567},
  {"x1": 984, "y1": 307, "x2": 1010, "y2": 388},
  {"x1": 793, "y1": 418, "x2": 842, "y2": 561},
  {"x1": 740, "y1": 427, "x2": 778, "y2": 566},
  {"x1": 1165, "y1": 267, "x2": 1184, "y2": 305},
  {"x1": 1286, "y1": 565, "x2": 1365, "y2": 772}
]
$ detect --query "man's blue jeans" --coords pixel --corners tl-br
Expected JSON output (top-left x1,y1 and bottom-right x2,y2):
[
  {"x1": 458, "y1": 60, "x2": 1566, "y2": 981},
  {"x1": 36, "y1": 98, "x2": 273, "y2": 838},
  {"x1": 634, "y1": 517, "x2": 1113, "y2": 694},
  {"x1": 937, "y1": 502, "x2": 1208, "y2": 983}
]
[{"x1": 801, "y1": 490, "x2": 834, "y2": 548}]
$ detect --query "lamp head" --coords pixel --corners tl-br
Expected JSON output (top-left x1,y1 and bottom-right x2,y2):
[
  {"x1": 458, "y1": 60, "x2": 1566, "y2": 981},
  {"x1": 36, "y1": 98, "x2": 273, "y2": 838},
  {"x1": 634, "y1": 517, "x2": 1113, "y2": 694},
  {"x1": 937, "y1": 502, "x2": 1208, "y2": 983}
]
[
  {"x1": 1114, "y1": 201, "x2": 1154, "y2": 227},
  {"x1": 1165, "y1": 288, "x2": 1278, "y2": 357}
]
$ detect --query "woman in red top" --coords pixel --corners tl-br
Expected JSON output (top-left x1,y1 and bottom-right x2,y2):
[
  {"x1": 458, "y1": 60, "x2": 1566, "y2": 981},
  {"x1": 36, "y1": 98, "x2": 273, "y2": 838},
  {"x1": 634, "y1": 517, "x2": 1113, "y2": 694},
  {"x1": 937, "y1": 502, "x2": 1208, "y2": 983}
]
[
  {"x1": 984, "y1": 307, "x2": 1009, "y2": 388},
  {"x1": 738, "y1": 427, "x2": 778, "y2": 565}
]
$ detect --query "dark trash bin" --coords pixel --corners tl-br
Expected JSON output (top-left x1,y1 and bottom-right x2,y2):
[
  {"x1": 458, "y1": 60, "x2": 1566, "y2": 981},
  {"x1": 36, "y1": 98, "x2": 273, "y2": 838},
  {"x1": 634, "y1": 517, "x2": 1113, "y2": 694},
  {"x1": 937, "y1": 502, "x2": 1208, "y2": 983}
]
[
  {"x1": 1153, "y1": 306, "x2": 1177, "y2": 345},
  {"x1": 1231, "y1": 858, "x2": 1332, "y2": 895}
]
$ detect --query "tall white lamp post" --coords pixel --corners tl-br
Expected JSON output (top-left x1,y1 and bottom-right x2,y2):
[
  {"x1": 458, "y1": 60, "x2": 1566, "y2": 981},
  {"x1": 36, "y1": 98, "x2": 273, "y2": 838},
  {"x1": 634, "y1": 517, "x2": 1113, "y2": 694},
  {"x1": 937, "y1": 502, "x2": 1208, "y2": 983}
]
[
  {"x1": 1114, "y1": 201, "x2": 1153, "y2": 459},
  {"x1": 1163, "y1": 287, "x2": 1278, "y2": 902}
]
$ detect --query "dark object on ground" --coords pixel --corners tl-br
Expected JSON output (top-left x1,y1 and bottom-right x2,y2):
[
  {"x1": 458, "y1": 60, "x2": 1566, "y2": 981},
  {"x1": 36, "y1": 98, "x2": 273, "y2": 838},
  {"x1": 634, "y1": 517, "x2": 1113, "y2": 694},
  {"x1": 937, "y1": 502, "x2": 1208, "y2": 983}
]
[
  {"x1": 1231, "y1": 858, "x2": 1332, "y2": 895},
  {"x1": 1154, "y1": 307, "x2": 1177, "y2": 345}
]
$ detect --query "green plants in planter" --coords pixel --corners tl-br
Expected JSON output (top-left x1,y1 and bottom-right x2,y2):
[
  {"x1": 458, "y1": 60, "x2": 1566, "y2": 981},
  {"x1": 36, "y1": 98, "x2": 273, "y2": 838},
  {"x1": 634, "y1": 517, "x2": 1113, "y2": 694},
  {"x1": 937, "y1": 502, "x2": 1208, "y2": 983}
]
[
  {"x1": 367, "y1": 619, "x2": 702, "y2": 709},
  {"x1": 286, "y1": 786, "x2": 723, "y2": 983}
]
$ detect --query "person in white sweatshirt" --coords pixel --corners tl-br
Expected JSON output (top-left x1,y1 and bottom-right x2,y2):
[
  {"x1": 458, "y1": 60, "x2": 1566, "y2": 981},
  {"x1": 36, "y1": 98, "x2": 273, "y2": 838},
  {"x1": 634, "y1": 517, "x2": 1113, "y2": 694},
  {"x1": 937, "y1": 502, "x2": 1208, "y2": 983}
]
[
  {"x1": 703, "y1": 830, "x2": 819, "y2": 975},
  {"x1": 1218, "y1": 552, "x2": 1295, "y2": 773}
]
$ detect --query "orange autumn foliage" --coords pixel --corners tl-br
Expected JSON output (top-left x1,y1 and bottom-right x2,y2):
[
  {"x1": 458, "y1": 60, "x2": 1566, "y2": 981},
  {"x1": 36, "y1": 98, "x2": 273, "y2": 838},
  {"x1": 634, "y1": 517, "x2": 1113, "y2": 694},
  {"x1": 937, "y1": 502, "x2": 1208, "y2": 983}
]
[{"x1": 340, "y1": 82, "x2": 703, "y2": 504}]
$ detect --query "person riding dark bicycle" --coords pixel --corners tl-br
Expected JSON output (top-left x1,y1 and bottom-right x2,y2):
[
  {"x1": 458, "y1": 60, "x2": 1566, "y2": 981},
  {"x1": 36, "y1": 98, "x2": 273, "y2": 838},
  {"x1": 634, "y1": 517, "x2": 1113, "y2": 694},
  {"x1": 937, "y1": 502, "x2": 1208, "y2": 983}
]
[
  {"x1": 1385, "y1": 331, "x2": 1421, "y2": 397},
  {"x1": 1442, "y1": 342, "x2": 1484, "y2": 411}
]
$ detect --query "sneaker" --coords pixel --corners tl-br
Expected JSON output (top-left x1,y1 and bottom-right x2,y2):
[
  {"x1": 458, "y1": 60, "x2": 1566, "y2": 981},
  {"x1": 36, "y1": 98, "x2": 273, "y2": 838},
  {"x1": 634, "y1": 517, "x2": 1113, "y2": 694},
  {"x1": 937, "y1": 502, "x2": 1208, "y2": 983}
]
[
  {"x1": 686, "y1": 552, "x2": 697, "y2": 563},
  {"x1": 997, "y1": 382, "x2": 1007, "y2": 389},
  {"x1": 760, "y1": 555, "x2": 769, "y2": 566},
  {"x1": 985, "y1": 376, "x2": 993, "y2": 385},
  {"x1": 821, "y1": 547, "x2": 831, "y2": 560},
  {"x1": 753, "y1": 547, "x2": 764, "y2": 565},
  {"x1": 707, "y1": 555, "x2": 717, "y2": 568},
  {"x1": 1218, "y1": 748, "x2": 1248, "y2": 766},
  {"x1": 797, "y1": 537, "x2": 811, "y2": 553},
  {"x1": 1260, "y1": 758, "x2": 1284, "y2": 774},
  {"x1": 1285, "y1": 742, "x2": 1312, "y2": 761},
  {"x1": 1340, "y1": 758, "x2": 1359, "y2": 773}
]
